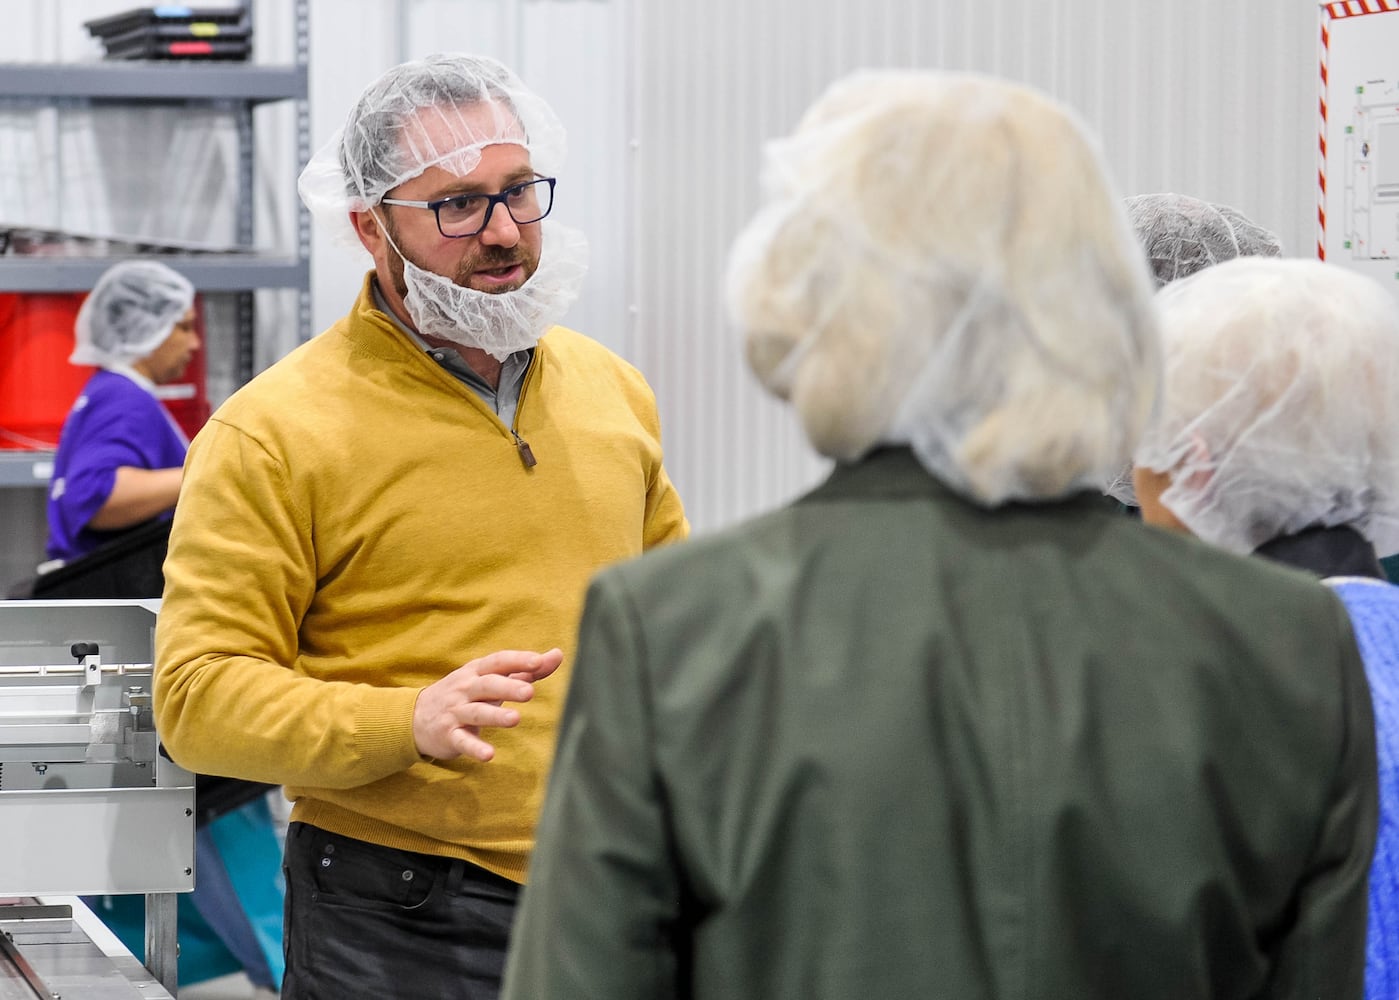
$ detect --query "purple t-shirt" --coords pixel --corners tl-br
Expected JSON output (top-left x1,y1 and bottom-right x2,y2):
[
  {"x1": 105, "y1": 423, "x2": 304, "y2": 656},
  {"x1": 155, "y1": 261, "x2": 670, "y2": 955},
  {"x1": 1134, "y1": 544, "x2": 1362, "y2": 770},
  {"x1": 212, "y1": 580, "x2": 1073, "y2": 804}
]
[{"x1": 45, "y1": 369, "x2": 188, "y2": 562}]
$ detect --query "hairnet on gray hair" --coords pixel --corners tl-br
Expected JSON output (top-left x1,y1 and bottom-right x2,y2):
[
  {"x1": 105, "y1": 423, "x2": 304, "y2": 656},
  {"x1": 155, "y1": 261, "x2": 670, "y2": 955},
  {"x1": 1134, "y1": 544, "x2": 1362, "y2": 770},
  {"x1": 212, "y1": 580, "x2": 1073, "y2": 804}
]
[
  {"x1": 1127, "y1": 193, "x2": 1282, "y2": 289},
  {"x1": 1133, "y1": 257, "x2": 1399, "y2": 556},
  {"x1": 298, "y1": 52, "x2": 567, "y2": 249},
  {"x1": 69, "y1": 260, "x2": 194, "y2": 368},
  {"x1": 725, "y1": 69, "x2": 1160, "y2": 506}
]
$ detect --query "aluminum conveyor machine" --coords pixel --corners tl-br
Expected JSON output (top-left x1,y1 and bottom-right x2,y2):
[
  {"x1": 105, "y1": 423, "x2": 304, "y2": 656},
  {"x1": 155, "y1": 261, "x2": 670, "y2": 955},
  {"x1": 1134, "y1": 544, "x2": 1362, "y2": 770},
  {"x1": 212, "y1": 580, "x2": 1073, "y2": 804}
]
[{"x1": 0, "y1": 600, "x2": 194, "y2": 999}]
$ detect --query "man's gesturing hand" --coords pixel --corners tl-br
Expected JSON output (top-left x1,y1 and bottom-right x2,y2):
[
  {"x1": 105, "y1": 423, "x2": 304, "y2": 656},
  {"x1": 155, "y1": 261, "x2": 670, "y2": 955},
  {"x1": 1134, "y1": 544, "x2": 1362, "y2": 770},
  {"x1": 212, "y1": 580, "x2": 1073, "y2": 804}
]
[{"x1": 412, "y1": 648, "x2": 564, "y2": 762}]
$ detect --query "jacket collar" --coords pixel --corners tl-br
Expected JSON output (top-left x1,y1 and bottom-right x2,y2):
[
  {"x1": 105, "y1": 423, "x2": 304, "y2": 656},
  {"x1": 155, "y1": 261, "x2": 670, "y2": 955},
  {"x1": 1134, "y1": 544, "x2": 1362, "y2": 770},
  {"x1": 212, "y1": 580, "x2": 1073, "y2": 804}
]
[
  {"x1": 799, "y1": 447, "x2": 1118, "y2": 515},
  {"x1": 1253, "y1": 525, "x2": 1386, "y2": 581}
]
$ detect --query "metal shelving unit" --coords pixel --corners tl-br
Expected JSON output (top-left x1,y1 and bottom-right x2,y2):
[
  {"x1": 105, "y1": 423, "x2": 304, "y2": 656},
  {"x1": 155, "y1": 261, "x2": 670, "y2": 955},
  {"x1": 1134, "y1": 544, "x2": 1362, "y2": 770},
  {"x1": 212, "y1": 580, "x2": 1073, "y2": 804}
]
[
  {"x1": 0, "y1": 450, "x2": 54, "y2": 488},
  {"x1": 0, "y1": 0, "x2": 311, "y2": 491},
  {"x1": 0, "y1": 254, "x2": 306, "y2": 292},
  {"x1": 0, "y1": 63, "x2": 305, "y2": 103}
]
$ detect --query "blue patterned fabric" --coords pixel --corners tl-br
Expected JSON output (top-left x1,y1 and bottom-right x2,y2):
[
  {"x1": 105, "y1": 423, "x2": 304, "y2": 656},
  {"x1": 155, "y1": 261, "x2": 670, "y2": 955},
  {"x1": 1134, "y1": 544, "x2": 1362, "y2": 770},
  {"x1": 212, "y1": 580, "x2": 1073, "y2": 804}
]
[{"x1": 1328, "y1": 577, "x2": 1399, "y2": 1000}]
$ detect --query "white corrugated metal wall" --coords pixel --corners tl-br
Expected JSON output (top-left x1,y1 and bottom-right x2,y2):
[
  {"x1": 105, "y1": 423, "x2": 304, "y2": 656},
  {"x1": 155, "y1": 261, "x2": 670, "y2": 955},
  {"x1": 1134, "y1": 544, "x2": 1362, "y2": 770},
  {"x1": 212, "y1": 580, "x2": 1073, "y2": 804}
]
[{"x1": 626, "y1": 0, "x2": 1322, "y2": 534}]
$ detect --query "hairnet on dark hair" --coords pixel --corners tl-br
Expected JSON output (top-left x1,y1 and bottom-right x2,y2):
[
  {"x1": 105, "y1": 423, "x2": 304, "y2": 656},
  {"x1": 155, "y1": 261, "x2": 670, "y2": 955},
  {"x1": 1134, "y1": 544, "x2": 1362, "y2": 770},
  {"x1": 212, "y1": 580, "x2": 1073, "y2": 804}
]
[
  {"x1": 69, "y1": 260, "x2": 194, "y2": 367},
  {"x1": 1126, "y1": 193, "x2": 1282, "y2": 288}
]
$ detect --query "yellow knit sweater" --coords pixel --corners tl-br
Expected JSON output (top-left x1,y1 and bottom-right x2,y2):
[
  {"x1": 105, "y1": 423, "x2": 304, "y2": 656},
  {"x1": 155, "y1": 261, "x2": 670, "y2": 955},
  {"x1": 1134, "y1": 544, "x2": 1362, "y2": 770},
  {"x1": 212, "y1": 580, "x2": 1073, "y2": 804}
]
[{"x1": 155, "y1": 275, "x2": 688, "y2": 882}]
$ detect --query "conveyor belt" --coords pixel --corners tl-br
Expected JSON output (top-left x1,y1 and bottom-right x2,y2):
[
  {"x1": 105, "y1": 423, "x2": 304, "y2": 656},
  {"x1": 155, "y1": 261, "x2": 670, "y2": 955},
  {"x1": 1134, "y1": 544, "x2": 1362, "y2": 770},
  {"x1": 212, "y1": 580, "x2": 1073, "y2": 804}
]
[
  {"x1": 0, "y1": 899, "x2": 174, "y2": 1000},
  {"x1": 0, "y1": 603, "x2": 192, "y2": 996}
]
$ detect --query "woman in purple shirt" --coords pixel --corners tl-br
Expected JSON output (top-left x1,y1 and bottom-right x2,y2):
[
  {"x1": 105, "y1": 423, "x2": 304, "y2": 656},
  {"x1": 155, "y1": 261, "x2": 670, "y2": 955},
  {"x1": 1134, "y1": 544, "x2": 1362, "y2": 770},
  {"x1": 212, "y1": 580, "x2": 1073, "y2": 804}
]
[{"x1": 45, "y1": 260, "x2": 199, "y2": 564}]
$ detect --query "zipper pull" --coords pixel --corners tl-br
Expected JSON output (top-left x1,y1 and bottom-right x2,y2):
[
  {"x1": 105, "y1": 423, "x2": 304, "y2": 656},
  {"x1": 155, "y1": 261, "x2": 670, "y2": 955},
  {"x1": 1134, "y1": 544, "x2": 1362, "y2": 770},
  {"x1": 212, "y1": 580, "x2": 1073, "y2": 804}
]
[{"x1": 512, "y1": 430, "x2": 537, "y2": 469}]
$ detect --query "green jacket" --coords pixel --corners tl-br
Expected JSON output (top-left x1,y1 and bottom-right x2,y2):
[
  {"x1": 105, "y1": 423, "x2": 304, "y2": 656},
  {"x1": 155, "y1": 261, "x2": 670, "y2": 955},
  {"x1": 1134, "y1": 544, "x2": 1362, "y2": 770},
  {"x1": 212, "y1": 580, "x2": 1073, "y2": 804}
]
[{"x1": 504, "y1": 448, "x2": 1377, "y2": 1000}]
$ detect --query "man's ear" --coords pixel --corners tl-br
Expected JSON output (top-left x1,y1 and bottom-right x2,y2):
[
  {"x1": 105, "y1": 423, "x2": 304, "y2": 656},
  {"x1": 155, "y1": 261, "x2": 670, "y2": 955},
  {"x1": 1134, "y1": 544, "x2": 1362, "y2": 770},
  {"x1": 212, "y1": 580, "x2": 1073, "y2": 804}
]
[{"x1": 350, "y1": 209, "x2": 383, "y2": 254}]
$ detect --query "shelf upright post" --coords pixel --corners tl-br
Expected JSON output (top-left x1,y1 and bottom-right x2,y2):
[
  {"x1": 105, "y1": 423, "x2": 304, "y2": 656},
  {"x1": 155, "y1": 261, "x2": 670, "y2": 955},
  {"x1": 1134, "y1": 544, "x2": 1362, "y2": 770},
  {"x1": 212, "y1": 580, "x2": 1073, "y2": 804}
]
[
  {"x1": 296, "y1": 0, "x2": 312, "y2": 347},
  {"x1": 234, "y1": 0, "x2": 256, "y2": 386}
]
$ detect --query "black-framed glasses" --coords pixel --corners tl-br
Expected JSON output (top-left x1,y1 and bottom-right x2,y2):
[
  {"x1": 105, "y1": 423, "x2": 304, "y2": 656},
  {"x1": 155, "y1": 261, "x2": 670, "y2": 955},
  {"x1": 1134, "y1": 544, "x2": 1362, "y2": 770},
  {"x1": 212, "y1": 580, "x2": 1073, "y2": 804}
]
[{"x1": 380, "y1": 177, "x2": 556, "y2": 238}]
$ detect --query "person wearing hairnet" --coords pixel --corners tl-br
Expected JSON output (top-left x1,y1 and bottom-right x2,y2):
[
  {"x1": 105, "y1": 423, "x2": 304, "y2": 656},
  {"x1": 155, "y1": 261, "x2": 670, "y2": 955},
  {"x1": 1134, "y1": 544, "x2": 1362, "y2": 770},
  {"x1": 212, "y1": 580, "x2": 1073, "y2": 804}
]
[
  {"x1": 502, "y1": 70, "x2": 1375, "y2": 1000},
  {"x1": 44, "y1": 259, "x2": 198, "y2": 564},
  {"x1": 45, "y1": 258, "x2": 286, "y2": 995},
  {"x1": 1108, "y1": 193, "x2": 1282, "y2": 506},
  {"x1": 1126, "y1": 192, "x2": 1282, "y2": 288},
  {"x1": 153, "y1": 53, "x2": 688, "y2": 999},
  {"x1": 1131, "y1": 256, "x2": 1399, "y2": 1000}
]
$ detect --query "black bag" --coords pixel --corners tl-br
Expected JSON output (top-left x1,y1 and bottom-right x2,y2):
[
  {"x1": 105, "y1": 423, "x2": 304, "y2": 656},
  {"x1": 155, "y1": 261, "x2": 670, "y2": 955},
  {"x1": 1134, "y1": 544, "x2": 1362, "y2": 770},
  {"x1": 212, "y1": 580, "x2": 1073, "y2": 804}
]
[
  {"x1": 31, "y1": 516, "x2": 172, "y2": 599},
  {"x1": 194, "y1": 774, "x2": 279, "y2": 829}
]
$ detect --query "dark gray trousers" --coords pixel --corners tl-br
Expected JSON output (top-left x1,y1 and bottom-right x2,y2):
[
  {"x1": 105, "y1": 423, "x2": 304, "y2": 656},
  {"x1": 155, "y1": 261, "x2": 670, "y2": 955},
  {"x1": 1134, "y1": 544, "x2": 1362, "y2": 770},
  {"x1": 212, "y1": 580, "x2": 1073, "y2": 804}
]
[{"x1": 281, "y1": 822, "x2": 519, "y2": 1000}]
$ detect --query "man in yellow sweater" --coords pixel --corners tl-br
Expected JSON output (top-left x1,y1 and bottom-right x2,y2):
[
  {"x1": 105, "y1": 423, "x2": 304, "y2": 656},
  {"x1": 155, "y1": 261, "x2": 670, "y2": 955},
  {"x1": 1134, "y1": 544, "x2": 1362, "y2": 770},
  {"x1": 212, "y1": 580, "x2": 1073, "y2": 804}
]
[{"x1": 154, "y1": 53, "x2": 688, "y2": 999}]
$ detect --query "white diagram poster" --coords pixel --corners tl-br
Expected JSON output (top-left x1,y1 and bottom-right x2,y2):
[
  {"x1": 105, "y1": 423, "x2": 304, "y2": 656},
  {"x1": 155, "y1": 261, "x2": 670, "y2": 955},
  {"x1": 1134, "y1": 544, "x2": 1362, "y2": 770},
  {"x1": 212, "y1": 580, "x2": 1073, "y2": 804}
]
[{"x1": 1319, "y1": 0, "x2": 1399, "y2": 297}]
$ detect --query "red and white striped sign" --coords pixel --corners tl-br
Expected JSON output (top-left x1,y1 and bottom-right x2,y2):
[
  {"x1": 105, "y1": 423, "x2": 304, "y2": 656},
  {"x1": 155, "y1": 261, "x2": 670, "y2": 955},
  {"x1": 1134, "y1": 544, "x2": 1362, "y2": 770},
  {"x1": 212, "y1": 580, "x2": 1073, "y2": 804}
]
[
  {"x1": 1324, "y1": 0, "x2": 1399, "y2": 16},
  {"x1": 1318, "y1": 1, "x2": 1399, "y2": 259},
  {"x1": 1319, "y1": 16, "x2": 1330, "y2": 259},
  {"x1": 1317, "y1": 0, "x2": 1399, "y2": 296}
]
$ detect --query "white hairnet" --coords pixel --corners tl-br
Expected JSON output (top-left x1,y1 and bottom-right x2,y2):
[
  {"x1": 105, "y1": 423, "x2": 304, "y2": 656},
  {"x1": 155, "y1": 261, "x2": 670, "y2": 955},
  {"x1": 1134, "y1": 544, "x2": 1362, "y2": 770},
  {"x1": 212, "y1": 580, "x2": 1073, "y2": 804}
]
[
  {"x1": 70, "y1": 260, "x2": 194, "y2": 367},
  {"x1": 1133, "y1": 257, "x2": 1399, "y2": 556},
  {"x1": 297, "y1": 52, "x2": 568, "y2": 249},
  {"x1": 725, "y1": 70, "x2": 1160, "y2": 506},
  {"x1": 1106, "y1": 194, "x2": 1283, "y2": 505},
  {"x1": 1127, "y1": 193, "x2": 1282, "y2": 289}
]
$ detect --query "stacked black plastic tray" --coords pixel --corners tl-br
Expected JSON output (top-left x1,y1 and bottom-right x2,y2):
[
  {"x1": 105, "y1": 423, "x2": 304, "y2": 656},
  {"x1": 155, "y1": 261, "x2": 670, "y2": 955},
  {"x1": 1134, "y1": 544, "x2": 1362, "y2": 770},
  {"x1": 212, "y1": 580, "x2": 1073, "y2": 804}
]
[{"x1": 84, "y1": 6, "x2": 250, "y2": 61}]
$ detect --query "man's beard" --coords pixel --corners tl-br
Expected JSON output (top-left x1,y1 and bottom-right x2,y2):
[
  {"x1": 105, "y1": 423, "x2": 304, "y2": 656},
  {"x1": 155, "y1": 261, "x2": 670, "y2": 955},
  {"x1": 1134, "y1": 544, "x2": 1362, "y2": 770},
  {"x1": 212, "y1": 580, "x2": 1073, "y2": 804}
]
[
  {"x1": 373, "y1": 209, "x2": 588, "y2": 361},
  {"x1": 383, "y1": 216, "x2": 537, "y2": 298}
]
